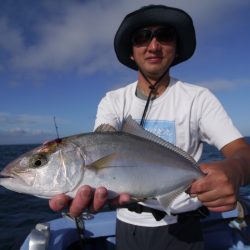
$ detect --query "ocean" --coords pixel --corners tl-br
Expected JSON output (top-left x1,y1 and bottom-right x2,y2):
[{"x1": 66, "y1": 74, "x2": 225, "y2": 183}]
[{"x1": 0, "y1": 139, "x2": 250, "y2": 250}]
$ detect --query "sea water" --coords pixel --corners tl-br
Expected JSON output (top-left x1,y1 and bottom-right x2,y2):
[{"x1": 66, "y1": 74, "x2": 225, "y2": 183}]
[{"x1": 0, "y1": 139, "x2": 249, "y2": 250}]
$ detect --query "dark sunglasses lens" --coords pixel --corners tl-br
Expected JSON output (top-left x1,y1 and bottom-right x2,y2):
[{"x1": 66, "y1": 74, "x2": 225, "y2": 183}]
[
  {"x1": 132, "y1": 30, "x2": 152, "y2": 46},
  {"x1": 132, "y1": 28, "x2": 176, "y2": 46},
  {"x1": 156, "y1": 28, "x2": 176, "y2": 43}
]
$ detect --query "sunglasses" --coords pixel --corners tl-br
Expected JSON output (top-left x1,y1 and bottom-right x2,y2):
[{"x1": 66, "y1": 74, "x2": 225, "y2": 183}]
[{"x1": 131, "y1": 27, "x2": 176, "y2": 46}]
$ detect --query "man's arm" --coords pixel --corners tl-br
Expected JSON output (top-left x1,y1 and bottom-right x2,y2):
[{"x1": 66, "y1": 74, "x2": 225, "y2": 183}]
[
  {"x1": 221, "y1": 138, "x2": 250, "y2": 185},
  {"x1": 190, "y1": 138, "x2": 250, "y2": 212}
]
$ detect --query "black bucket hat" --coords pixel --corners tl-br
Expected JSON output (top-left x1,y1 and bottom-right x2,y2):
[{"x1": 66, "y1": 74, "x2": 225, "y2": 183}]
[{"x1": 114, "y1": 5, "x2": 196, "y2": 70}]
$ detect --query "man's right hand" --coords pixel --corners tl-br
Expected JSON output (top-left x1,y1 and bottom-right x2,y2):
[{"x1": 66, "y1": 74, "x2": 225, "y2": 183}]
[{"x1": 49, "y1": 185, "x2": 130, "y2": 217}]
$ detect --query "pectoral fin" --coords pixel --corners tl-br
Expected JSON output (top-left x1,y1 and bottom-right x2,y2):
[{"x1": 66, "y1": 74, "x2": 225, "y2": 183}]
[{"x1": 87, "y1": 153, "x2": 117, "y2": 171}]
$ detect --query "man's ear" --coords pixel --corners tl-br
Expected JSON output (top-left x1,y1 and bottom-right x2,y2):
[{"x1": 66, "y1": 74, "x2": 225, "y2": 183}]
[{"x1": 130, "y1": 55, "x2": 135, "y2": 61}]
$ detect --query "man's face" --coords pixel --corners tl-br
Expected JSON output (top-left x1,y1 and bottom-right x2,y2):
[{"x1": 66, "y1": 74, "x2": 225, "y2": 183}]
[{"x1": 131, "y1": 25, "x2": 177, "y2": 80}]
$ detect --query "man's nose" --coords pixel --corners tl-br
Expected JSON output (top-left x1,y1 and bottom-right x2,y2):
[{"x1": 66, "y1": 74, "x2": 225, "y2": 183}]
[{"x1": 147, "y1": 37, "x2": 161, "y2": 51}]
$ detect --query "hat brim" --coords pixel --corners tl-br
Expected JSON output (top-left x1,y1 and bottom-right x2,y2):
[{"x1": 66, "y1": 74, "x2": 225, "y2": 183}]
[{"x1": 114, "y1": 5, "x2": 196, "y2": 70}]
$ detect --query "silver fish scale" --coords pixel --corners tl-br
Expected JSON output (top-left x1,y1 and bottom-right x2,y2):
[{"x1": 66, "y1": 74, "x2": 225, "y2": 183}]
[{"x1": 69, "y1": 132, "x2": 203, "y2": 200}]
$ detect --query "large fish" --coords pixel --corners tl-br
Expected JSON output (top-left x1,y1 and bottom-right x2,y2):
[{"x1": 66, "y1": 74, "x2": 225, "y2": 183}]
[{"x1": 0, "y1": 116, "x2": 204, "y2": 214}]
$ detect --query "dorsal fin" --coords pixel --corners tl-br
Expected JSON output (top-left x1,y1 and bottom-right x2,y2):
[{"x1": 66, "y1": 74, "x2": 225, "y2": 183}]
[
  {"x1": 94, "y1": 124, "x2": 117, "y2": 132},
  {"x1": 122, "y1": 115, "x2": 197, "y2": 165}
]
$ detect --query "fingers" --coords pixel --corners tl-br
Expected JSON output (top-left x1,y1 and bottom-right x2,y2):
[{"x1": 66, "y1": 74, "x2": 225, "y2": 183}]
[
  {"x1": 191, "y1": 162, "x2": 235, "y2": 196},
  {"x1": 69, "y1": 186, "x2": 109, "y2": 217},
  {"x1": 49, "y1": 186, "x2": 131, "y2": 218},
  {"x1": 49, "y1": 186, "x2": 109, "y2": 217},
  {"x1": 199, "y1": 192, "x2": 237, "y2": 212},
  {"x1": 69, "y1": 185, "x2": 94, "y2": 217},
  {"x1": 207, "y1": 204, "x2": 237, "y2": 213},
  {"x1": 110, "y1": 193, "x2": 131, "y2": 207},
  {"x1": 189, "y1": 163, "x2": 238, "y2": 212},
  {"x1": 197, "y1": 190, "x2": 237, "y2": 211},
  {"x1": 92, "y1": 186, "x2": 109, "y2": 211},
  {"x1": 49, "y1": 194, "x2": 71, "y2": 211}
]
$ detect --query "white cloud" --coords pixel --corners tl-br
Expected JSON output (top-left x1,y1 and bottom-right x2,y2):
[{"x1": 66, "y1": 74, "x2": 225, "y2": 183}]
[
  {"x1": 0, "y1": 0, "x2": 249, "y2": 76},
  {"x1": 0, "y1": 112, "x2": 53, "y2": 125},
  {"x1": 0, "y1": 112, "x2": 69, "y2": 144},
  {"x1": 0, "y1": 18, "x2": 24, "y2": 53},
  {"x1": 195, "y1": 79, "x2": 250, "y2": 92},
  {"x1": 0, "y1": 128, "x2": 53, "y2": 145},
  {"x1": 1, "y1": 1, "x2": 124, "y2": 73},
  {"x1": 1, "y1": 127, "x2": 51, "y2": 136}
]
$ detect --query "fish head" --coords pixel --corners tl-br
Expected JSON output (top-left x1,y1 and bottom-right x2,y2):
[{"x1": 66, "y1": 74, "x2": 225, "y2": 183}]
[{"x1": 0, "y1": 139, "x2": 85, "y2": 198}]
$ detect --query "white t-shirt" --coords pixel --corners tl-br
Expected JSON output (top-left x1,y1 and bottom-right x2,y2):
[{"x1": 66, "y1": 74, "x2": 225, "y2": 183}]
[{"x1": 94, "y1": 77, "x2": 242, "y2": 227}]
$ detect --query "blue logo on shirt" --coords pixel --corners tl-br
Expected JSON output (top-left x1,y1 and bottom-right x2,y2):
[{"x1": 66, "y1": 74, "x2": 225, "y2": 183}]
[{"x1": 143, "y1": 120, "x2": 176, "y2": 144}]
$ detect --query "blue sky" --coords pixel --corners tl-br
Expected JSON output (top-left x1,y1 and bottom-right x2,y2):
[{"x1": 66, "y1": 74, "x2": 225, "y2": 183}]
[{"x1": 0, "y1": 0, "x2": 250, "y2": 145}]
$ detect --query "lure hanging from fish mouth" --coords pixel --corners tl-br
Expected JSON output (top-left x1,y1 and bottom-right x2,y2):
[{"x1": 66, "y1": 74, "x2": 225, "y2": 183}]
[{"x1": 0, "y1": 174, "x2": 13, "y2": 179}]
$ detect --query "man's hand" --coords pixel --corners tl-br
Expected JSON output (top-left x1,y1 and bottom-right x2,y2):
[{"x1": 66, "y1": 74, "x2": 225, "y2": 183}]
[
  {"x1": 190, "y1": 138, "x2": 250, "y2": 213},
  {"x1": 49, "y1": 185, "x2": 130, "y2": 217},
  {"x1": 190, "y1": 161, "x2": 238, "y2": 212}
]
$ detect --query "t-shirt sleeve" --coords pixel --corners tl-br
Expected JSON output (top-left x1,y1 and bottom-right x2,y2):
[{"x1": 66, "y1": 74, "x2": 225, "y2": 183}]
[
  {"x1": 94, "y1": 93, "x2": 121, "y2": 131},
  {"x1": 197, "y1": 89, "x2": 242, "y2": 150}
]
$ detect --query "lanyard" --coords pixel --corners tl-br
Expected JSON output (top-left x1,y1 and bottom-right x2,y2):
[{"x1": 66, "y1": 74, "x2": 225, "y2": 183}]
[{"x1": 139, "y1": 69, "x2": 168, "y2": 127}]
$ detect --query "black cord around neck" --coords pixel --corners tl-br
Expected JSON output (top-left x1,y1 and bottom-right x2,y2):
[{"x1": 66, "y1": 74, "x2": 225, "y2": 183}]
[{"x1": 139, "y1": 69, "x2": 168, "y2": 127}]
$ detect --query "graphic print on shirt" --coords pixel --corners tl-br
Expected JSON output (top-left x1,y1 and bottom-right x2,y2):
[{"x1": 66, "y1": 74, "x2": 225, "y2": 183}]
[{"x1": 143, "y1": 120, "x2": 176, "y2": 144}]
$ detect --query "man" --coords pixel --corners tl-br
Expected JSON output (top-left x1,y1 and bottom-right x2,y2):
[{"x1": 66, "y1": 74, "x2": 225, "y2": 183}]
[{"x1": 50, "y1": 5, "x2": 250, "y2": 250}]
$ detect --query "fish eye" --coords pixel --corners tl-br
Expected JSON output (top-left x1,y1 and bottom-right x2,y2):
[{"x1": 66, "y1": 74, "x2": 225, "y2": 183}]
[{"x1": 30, "y1": 154, "x2": 48, "y2": 168}]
